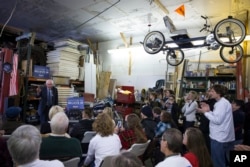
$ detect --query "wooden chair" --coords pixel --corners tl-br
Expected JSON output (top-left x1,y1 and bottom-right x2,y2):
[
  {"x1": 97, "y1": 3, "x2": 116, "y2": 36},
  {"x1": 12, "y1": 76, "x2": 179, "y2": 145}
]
[
  {"x1": 81, "y1": 131, "x2": 96, "y2": 157},
  {"x1": 63, "y1": 157, "x2": 80, "y2": 167}
]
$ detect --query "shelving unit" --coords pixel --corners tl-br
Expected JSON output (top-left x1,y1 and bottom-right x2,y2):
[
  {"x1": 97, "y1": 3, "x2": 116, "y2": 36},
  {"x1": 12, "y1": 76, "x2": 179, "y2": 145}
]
[
  {"x1": 70, "y1": 80, "x2": 84, "y2": 95},
  {"x1": 181, "y1": 75, "x2": 237, "y2": 100},
  {"x1": 22, "y1": 77, "x2": 47, "y2": 124}
]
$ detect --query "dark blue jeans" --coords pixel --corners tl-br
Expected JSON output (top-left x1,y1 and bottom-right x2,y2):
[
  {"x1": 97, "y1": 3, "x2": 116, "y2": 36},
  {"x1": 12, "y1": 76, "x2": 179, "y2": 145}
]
[{"x1": 210, "y1": 139, "x2": 234, "y2": 167}]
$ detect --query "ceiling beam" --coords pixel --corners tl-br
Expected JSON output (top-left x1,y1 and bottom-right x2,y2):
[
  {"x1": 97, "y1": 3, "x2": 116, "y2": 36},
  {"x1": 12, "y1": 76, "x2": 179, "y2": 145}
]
[
  {"x1": 87, "y1": 38, "x2": 96, "y2": 53},
  {"x1": 120, "y1": 32, "x2": 128, "y2": 48},
  {"x1": 154, "y1": 0, "x2": 169, "y2": 15}
]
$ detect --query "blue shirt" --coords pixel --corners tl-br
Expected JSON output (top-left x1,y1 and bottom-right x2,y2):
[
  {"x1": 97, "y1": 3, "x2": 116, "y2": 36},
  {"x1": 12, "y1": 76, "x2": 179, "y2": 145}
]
[{"x1": 155, "y1": 121, "x2": 171, "y2": 137}]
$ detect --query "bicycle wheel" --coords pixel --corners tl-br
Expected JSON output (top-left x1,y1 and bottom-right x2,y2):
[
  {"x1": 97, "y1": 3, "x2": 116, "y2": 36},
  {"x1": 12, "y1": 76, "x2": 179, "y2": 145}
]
[
  {"x1": 214, "y1": 17, "x2": 246, "y2": 47},
  {"x1": 143, "y1": 31, "x2": 165, "y2": 54},
  {"x1": 166, "y1": 49, "x2": 184, "y2": 66},
  {"x1": 219, "y1": 45, "x2": 243, "y2": 63}
]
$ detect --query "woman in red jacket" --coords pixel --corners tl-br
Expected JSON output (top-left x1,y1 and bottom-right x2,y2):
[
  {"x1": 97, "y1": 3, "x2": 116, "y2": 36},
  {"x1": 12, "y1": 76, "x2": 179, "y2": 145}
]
[{"x1": 183, "y1": 127, "x2": 213, "y2": 167}]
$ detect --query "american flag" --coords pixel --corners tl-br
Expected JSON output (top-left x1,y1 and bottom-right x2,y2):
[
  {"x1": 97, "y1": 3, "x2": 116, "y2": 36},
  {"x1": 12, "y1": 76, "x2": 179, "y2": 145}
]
[{"x1": 9, "y1": 53, "x2": 18, "y2": 96}]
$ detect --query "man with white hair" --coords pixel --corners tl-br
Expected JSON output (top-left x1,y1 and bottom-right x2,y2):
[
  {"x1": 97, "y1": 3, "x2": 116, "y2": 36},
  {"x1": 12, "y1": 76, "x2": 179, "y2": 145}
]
[
  {"x1": 40, "y1": 112, "x2": 82, "y2": 161},
  {"x1": 36, "y1": 79, "x2": 58, "y2": 124},
  {"x1": 7, "y1": 125, "x2": 64, "y2": 167}
]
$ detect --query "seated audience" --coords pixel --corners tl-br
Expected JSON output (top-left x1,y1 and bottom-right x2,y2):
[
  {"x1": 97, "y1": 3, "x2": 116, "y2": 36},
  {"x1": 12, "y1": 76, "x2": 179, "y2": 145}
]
[
  {"x1": 118, "y1": 113, "x2": 147, "y2": 150},
  {"x1": 155, "y1": 128, "x2": 192, "y2": 167},
  {"x1": 40, "y1": 105, "x2": 64, "y2": 134},
  {"x1": 7, "y1": 125, "x2": 64, "y2": 167},
  {"x1": 140, "y1": 105, "x2": 157, "y2": 140},
  {"x1": 183, "y1": 127, "x2": 213, "y2": 167},
  {"x1": 83, "y1": 113, "x2": 122, "y2": 167},
  {"x1": 2, "y1": 107, "x2": 24, "y2": 135},
  {"x1": 70, "y1": 107, "x2": 94, "y2": 141},
  {"x1": 153, "y1": 111, "x2": 177, "y2": 165},
  {"x1": 70, "y1": 107, "x2": 94, "y2": 153},
  {"x1": 40, "y1": 112, "x2": 82, "y2": 161},
  {"x1": 155, "y1": 111, "x2": 177, "y2": 138}
]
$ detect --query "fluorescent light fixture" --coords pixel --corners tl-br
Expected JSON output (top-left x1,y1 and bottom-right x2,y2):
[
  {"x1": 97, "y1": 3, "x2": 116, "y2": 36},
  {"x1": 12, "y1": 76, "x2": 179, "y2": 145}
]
[
  {"x1": 107, "y1": 44, "x2": 143, "y2": 54},
  {"x1": 192, "y1": 40, "x2": 205, "y2": 46},
  {"x1": 167, "y1": 43, "x2": 179, "y2": 48}
]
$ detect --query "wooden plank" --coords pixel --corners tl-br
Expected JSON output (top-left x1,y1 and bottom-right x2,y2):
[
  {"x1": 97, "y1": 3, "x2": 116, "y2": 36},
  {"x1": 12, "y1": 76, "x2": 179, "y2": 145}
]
[
  {"x1": 97, "y1": 71, "x2": 111, "y2": 99},
  {"x1": 108, "y1": 79, "x2": 117, "y2": 99},
  {"x1": 120, "y1": 32, "x2": 128, "y2": 48},
  {"x1": 87, "y1": 38, "x2": 96, "y2": 53},
  {"x1": 154, "y1": 0, "x2": 169, "y2": 14}
]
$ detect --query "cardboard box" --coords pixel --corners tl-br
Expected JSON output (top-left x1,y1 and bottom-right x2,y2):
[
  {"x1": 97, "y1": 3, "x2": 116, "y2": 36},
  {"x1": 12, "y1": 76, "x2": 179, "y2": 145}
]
[
  {"x1": 52, "y1": 76, "x2": 70, "y2": 85},
  {"x1": 21, "y1": 59, "x2": 33, "y2": 76}
]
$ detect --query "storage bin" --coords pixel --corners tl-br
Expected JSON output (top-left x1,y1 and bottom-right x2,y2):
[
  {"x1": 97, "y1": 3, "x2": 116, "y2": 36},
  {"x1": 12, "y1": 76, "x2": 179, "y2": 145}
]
[{"x1": 82, "y1": 93, "x2": 95, "y2": 102}]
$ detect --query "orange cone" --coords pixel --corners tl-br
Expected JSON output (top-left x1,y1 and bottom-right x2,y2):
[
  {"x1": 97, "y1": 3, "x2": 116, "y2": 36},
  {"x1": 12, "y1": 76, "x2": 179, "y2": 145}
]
[{"x1": 175, "y1": 4, "x2": 185, "y2": 17}]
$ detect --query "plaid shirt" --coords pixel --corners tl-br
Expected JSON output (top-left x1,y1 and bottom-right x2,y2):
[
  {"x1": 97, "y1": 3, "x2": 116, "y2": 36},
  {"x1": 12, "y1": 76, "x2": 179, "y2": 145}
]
[
  {"x1": 118, "y1": 129, "x2": 136, "y2": 150},
  {"x1": 155, "y1": 121, "x2": 171, "y2": 137}
]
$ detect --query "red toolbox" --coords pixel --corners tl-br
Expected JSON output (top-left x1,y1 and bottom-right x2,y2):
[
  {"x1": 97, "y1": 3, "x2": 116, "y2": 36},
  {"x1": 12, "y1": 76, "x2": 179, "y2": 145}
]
[{"x1": 116, "y1": 86, "x2": 135, "y2": 104}]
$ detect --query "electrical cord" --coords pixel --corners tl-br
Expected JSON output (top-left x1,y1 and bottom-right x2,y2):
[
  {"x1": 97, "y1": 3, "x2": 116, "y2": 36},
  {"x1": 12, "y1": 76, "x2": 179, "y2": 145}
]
[{"x1": 0, "y1": 0, "x2": 18, "y2": 38}]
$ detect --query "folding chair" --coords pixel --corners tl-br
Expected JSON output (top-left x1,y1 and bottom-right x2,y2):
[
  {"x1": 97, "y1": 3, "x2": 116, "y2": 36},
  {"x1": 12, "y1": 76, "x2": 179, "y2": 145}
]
[
  {"x1": 81, "y1": 131, "x2": 96, "y2": 157},
  {"x1": 127, "y1": 140, "x2": 151, "y2": 157},
  {"x1": 63, "y1": 157, "x2": 80, "y2": 167}
]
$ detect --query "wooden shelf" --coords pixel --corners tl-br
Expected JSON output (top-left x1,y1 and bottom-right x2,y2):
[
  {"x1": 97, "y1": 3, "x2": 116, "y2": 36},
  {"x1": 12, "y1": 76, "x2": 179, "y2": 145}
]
[{"x1": 28, "y1": 77, "x2": 47, "y2": 82}]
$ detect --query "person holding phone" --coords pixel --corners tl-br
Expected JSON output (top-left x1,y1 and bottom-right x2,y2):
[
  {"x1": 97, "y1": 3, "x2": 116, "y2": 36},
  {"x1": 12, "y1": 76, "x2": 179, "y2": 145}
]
[{"x1": 117, "y1": 114, "x2": 147, "y2": 150}]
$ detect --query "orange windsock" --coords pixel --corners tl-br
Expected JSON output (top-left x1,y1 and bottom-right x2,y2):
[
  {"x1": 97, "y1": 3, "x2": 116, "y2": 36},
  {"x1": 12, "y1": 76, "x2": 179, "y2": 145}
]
[{"x1": 175, "y1": 4, "x2": 185, "y2": 17}]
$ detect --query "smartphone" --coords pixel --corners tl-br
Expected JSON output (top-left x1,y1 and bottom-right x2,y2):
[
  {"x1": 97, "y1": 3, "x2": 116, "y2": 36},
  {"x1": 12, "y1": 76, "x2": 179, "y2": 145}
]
[{"x1": 117, "y1": 120, "x2": 122, "y2": 128}]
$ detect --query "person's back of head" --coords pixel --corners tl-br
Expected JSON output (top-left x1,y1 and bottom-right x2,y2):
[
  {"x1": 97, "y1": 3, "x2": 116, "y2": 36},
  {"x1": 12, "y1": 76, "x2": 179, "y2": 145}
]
[
  {"x1": 103, "y1": 107, "x2": 113, "y2": 119},
  {"x1": 126, "y1": 113, "x2": 141, "y2": 130},
  {"x1": 5, "y1": 107, "x2": 22, "y2": 120},
  {"x1": 111, "y1": 151, "x2": 143, "y2": 167},
  {"x1": 232, "y1": 99, "x2": 245, "y2": 111},
  {"x1": 83, "y1": 107, "x2": 93, "y2": 119},
  {"x1": 160, "y1": 111, "x2": 172, "y2": 123},
  {"x1": 7, "y1": 125, "x2": 41, "y2": 165},
  {"x1": 152, "y1": 107, "x2": 161, "y2": 116},
  {"x1": 50, "y1": 112, "x2": 69, "y2": 135},
  {"x1": 161, "y1": 128, "x2": 183, "y2": 154},
  {"x1": 184, "y1": 127, "x2": 213, "y2": 167},
  {"x1": 48, "y1": 105, "x2": 64, "y2": 120},
  {"x1": 93, "y1": 113, "x2": 114, "y2": 137}
]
